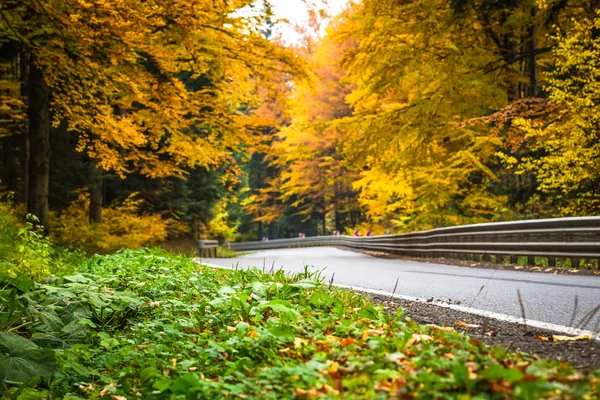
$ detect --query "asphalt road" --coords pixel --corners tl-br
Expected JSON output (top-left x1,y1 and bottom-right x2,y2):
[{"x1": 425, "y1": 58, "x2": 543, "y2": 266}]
[{"x1": 203, "y1": 246, "x2": 600, "y2": 330}]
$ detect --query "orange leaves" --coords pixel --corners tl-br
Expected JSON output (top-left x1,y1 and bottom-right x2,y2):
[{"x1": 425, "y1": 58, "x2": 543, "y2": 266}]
[
  {"x1": 360, "y1": 329, "x2": 386, "y2": 339},
  {"x1": 6, "y1": 0, "x2": 304, "y2": 182},
  {"x1": 374, "y1": 375, "x2": 406, "y2": 394},
  {"x1": 294, "y1": 384, "x2": 339, "y2": 399}
]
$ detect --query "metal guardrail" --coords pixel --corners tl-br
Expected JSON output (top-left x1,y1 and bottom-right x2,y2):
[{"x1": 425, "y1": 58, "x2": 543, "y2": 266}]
[
  {"x1": 230, "y1": 217, "x2": 600, "y2": 268},
  {"x1": 198, "y1": 240, "x2": 218, "y2": 258}
]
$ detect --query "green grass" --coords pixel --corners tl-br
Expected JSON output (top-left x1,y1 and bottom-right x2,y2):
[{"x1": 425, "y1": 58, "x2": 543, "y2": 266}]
[{"x1": 1, "y1": 249, "x2": 598, "y2": 399}]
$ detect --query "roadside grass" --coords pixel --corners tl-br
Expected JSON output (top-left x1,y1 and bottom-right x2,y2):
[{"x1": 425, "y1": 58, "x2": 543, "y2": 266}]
[{"x1": 1, "y1": 249, "x2": 598, "y2": 399}]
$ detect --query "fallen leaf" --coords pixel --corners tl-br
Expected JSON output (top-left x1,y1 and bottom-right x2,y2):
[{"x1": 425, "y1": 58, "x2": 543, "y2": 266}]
[
  {"x1": 551, "y1": 334, "x2": 590, "y2": 342},
  {"x1": 426, "y1": 324, "x2": 455, "y2": 332},
  {"x1": 99, "y1": 383, "x2": 116, "y2": 397},
  {"x1": 456, "y1": 321, "x2": 481, "y2": 328},
  {"x1": 112, "y1": 396, "x2": 127, "y2": 400},
  {"x1": 361, "y1": 329, "x2": 386, "y2": 339},
  {"x1": 536, "y1": 335, "x2": 549, "y2": 341},
  {"x1": 294, "y1": 337, "x2": 308, "y2": 349}
]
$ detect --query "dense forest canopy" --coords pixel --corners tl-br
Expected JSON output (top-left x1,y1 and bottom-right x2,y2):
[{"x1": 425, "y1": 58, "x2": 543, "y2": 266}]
[{"x1": 1, "y1": 0, "x2": 598, "y2": 248}]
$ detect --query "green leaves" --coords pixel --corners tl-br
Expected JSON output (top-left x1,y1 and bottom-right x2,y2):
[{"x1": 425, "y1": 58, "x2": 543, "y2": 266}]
[
  {"x1": 0, "y1": 332, "x2": 56, "y2": 383},
  {"x1": 1, "y1": 249, "x2": 597, "y2": 399}
]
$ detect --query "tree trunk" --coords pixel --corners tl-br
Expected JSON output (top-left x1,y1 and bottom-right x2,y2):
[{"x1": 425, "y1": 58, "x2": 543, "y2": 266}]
[
  {"x1": 257, "y1": 217, "x2": 263, "y2": 240},
  {"x1": 505, "y1": 34, "x2": 520, "y2": 101},
  {"x1": 88, "y1": 160, "x2": 103, "y2": 223},
  {"x1": 20, "y1": 50, "x2": 29, "y2": 205},
  {"x1": 1, "y1": 139, "x2": 14, "y2": 192},
  {"x1": 527, "y1": 5, "x2": 538, "y2": 97},
  {"x1": 26, "y1": 54, "x2": 50, "y2": 230}
]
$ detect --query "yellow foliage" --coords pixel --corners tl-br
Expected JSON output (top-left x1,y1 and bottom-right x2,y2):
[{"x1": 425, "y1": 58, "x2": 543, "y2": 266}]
[
  {"x1": 203, "y1": 198, "x2": 238, "y2": 241},
  {"x1": 53, "y1": 192, "x2": 168, "y2": 252}
]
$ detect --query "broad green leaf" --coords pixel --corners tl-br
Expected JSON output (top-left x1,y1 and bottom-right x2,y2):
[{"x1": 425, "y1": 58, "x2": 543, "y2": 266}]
[
  {"x1": 0, "y1": 332, "x2": 56, "y2": 382},
  {"x1": 358, "y1": 305, "x2": 380, "y2": 321}
]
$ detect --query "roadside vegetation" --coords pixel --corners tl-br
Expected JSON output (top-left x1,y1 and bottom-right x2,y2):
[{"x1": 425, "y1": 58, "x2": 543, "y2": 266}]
[{"x1": 1, "y1": 212, "x2": 598, "y2": 399}]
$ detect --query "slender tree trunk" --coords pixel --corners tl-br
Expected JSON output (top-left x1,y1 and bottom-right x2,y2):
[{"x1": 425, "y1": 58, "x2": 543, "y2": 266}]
[
  {"x1": 20, "y1": 50, "x2": 29, "y2": 205},
  {"x1": 527, "y1": 5, "x2": 538, "y2": 97},
  {"x1": 257, "y1": 216, "x2": 263, "y2": 240},
  {"x1": 26, "y1": 54, "x2": 50, "y2": 230},
  {"x1": 505, "y1": 35, "x2": 520, "y2": 101},
  {"x1": 88, "y1": 160, "x2": 103, "y2": 223},
  {"x1": 1, "y1": 138, "x2": 14, "y2": 191}
]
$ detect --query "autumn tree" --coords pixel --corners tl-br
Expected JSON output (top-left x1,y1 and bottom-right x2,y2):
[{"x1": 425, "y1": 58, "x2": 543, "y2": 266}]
[{"x1": 0, "y1": 0, "x2": 302, "y2": 230}]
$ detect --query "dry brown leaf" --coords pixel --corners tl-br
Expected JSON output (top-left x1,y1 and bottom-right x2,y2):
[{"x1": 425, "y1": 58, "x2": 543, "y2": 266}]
[
  {"x1": 456, "y1": 321, "x2": 481, "y2": 328},
  {"x1": 412, "y1": 334, "x2": 433, "y2": 343},
  {"x1": 551, "y1": 334, "x2": 590, "y2": 342},
  {"x1": 536, "y1": 335, "x2": 549, "y2": 341},
  {"x1": 111, "y1": 396, "x2": 127, "y2": 400},
  {"x1": 361, "y1": 329, "x2": 386, "y2": 339},
  {"x1": 294, "y1": 337, "x2": 308, "y2": 349},
  {"x1": 426, "y1": 324, "x2": 455, "y2": 332}
]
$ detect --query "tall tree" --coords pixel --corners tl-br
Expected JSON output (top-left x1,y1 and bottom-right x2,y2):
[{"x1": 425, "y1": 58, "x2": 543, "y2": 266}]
[{"x1": 0, "y1": 0, "x2": 302, "y2": 230}]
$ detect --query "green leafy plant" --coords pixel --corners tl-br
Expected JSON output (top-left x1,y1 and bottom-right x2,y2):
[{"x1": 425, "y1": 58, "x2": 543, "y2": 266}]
[{"x1": 1, "y1": 249, "x2": 598, "y2": 398}]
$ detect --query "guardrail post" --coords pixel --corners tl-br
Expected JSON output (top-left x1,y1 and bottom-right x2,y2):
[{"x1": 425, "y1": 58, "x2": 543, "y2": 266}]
[
  {"x1": 572, "y1": 257, "x2": 580, "y2": 268},
  {"x1": 510, "y1": 255, "x2": 518, "y2": 264},
  {"x1": 527, "y1": 255, "x2": 535, "y2": 266},
  {"x1": 548, "y1": 256, "x2": 556, "y2": 267}
]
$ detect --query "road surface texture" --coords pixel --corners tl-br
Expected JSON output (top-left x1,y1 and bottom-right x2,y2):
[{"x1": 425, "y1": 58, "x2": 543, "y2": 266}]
[{"x1": 203, "y1": 246, "x2": 600, "y2": 331}]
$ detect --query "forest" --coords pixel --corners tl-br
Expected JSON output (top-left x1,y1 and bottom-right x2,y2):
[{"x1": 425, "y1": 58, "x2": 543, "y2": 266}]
[
  {"x1": 1, "y1": 0, "x2": 599, "y2": 250},
  {"x1": 1, "y1": 1, "x2": 600, "y2": 398}
]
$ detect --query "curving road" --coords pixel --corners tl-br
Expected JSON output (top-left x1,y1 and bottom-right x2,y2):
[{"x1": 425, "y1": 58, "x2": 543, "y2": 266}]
[{"x1": 203, "y1": 246, "x2": 600, "y2": 331}]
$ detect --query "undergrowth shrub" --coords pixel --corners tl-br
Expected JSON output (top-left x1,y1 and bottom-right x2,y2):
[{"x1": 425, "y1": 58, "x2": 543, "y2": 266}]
[
  {"x1": 0, "y1": 201, "x2": 82, "y2": 279},
  {"x1": 53, "y1": 191, "x2": 170, "y2": 252}
]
